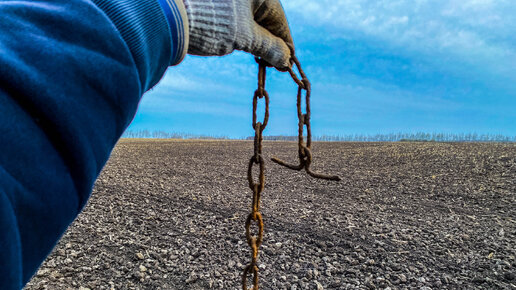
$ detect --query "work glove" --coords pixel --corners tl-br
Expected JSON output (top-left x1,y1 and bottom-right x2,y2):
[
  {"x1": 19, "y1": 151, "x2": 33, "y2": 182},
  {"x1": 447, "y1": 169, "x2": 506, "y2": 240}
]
[{"x1": 182, "y1": 0, "x2": 294, "y2": 70}]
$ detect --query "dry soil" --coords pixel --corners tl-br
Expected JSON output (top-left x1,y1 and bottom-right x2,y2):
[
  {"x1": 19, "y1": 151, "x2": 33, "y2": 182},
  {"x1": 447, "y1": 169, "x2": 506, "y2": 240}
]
[{"x1": 26, "y1": 140, "x2": 516, "y2": 289}]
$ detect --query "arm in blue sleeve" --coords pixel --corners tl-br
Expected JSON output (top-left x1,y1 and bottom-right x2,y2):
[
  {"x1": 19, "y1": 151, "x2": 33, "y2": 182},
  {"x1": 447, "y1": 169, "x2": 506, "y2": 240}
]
[{"x1": 0, "y1": 0, "x2": 188, "y2": 288}]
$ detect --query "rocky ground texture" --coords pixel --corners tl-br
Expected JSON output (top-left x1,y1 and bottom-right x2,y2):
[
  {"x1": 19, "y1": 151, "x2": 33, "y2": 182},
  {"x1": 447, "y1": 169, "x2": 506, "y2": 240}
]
[{"x1": 26, "y1": 140, "x2": 516, "y2": 289}]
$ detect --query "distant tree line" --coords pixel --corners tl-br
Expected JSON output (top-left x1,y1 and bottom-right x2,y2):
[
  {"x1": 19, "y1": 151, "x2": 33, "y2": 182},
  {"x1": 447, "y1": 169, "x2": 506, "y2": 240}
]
[
  {"x1": 123, "y1": 130, "x2": 228, "y2": 140},
  {"x1": 123, "y1": 130, "x2": 515, "y2": 142},
  {"x1": 251, "y1": 132, "x2": 516, "y2": 142},
  {"x1": 312, "y1": 132, "x2": 516, "y2": 142}
]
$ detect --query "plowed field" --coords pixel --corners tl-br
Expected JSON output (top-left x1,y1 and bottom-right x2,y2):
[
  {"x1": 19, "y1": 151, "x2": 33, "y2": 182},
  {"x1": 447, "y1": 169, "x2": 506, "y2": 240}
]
[{"x1": 26, "y1": 140, "x2": 516, "y2": 289}]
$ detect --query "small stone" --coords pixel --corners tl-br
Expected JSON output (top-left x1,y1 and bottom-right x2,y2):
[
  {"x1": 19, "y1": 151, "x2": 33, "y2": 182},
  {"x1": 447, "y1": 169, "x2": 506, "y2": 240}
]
[
  {"x1": 47, "y1": 259, "x2": 56, "y2": 268},
  {"x1": 186, "y1": 271, "x2": 198, "y2": 283},
  {"x1": 292, "y1": 263, "x2": 301, "y2": 272},
  {"x1": 365, "y1": 278, "x2": 375, "y2": 289},
  {"x1": 313, "y1": 269, "x2": 320, "y2": 278},
  {"x1": 37, "y1": 269, "x2": 51, "y2": 276},
  {"x1": 139, "y1": 265, "x2": 147, "y2": 272},
  {"x1": 504, "y1": 272, "x2": 515, "y2": 281},
  {"x1": 472, "y1": 276, "x2": 484, "y2": 283},
  {"x1": 315, "y1": 280, "x2": 324, "y2": 290},
  {"x1": 136, "y1": 252, "x2": 144, "y2": 260},
  {"x1": 49, "y1": 270, "x2": 62, "y2": 280},
  {"x1": 78, "y1": 287, "x2": 91, "y2": 290},
  {"x1": 399, "y1": 274, "x2": 407, "y2": 283},
  {"x1": 64, "y1": 258, "x2": 72, "y2": 264},
  {"x1": 306, "y1": 269, "x2": 313, "y2": 279}
]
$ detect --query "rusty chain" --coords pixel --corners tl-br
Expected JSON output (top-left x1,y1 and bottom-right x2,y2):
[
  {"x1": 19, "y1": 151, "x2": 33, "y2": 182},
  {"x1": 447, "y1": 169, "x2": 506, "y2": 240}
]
[
  {"x1": 242, "y1": 54, "x2": 340, "y2": 289},
  {"x1": 271, "y1": 55, "x2": 341, "y2": 181},
  {"x1": 242, "y1": 57, "x2": 269, "y2": 290}
]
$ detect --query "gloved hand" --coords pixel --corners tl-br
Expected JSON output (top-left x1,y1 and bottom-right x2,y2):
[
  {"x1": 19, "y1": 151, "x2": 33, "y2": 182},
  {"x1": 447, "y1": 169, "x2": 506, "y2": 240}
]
[{"x1": 182, "y1": 0, "x2": 294, "y2": 69}]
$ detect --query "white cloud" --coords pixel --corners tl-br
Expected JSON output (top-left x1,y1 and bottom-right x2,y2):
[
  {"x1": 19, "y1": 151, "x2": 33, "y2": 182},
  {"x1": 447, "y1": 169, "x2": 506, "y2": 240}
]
[{"x1": 284, "y1": 0, "x2": 515, "y2": 77}]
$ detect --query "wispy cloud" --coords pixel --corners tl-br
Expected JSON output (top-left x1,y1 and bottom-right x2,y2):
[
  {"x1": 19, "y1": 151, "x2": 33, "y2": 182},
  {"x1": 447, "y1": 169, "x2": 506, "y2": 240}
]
[
  {"x1": 137, "y1": 53, "x2": 259, "y2": 119},
  {"x1": 285, "y1": 0, "x2": 516, "y2": 77}
]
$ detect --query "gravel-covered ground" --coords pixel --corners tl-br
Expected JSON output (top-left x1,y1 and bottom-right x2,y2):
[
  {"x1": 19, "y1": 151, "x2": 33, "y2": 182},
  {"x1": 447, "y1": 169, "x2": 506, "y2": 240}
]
[{"x1": 26, "y1": 140, "x2": 516, "y2": 289}]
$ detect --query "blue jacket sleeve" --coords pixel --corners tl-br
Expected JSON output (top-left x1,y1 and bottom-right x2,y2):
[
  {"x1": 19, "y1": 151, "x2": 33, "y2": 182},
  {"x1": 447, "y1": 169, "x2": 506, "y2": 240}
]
[{"x1": 0, "y1": 0, "x2": 188, "y2": 288}]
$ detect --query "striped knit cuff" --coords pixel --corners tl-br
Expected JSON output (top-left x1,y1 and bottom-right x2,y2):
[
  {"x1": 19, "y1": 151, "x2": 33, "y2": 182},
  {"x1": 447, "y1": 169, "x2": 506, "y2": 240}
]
[
  {"x1": 158, "y1": 0, "x2": 189, "y2": 66},
  {"x1": 91, "y1": 0, "x2": 189, "y2": 92}
]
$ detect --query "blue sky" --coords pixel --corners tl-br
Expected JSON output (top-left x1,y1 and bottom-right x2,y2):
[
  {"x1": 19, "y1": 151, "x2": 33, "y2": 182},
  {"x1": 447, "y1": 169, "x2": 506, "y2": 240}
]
[{"x1": 128, "y1": 0, "x2": 516, "y2": 138}]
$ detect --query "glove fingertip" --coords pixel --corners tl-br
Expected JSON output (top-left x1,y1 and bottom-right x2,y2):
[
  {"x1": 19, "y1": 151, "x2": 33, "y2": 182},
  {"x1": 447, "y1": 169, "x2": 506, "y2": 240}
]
[
  {"x1": 262, "y1": 40, "x2": 292, "y2": 70},
  {"x1": 246, "y1": 22, "x2": 293, "y2": 70}
]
